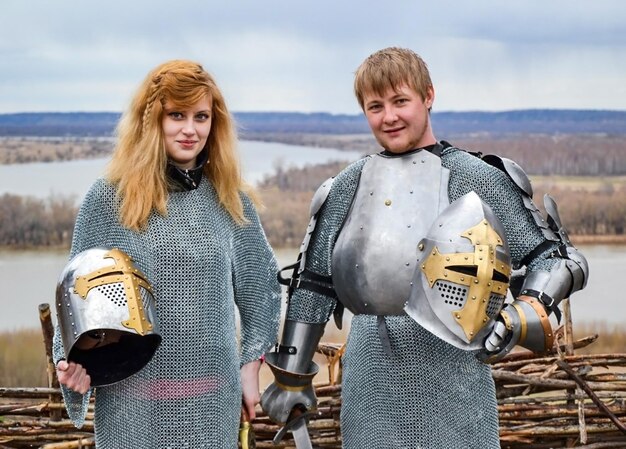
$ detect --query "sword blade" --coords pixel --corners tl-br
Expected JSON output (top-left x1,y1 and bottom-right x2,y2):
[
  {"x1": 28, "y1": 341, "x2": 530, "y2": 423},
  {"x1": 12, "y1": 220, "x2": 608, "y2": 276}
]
[{"x1": 291, "y1": 417, "x2": 313, "y2": 449}]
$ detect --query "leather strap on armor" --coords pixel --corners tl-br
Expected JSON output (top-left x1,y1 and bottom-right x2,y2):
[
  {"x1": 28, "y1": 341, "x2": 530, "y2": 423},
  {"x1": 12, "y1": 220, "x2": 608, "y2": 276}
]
[
  {"x1": 520, "y1": 288, "x2": 561, "y2": 323},
  {"x1": 278, "y1": 264, "x2": 337, "y2": 300}
]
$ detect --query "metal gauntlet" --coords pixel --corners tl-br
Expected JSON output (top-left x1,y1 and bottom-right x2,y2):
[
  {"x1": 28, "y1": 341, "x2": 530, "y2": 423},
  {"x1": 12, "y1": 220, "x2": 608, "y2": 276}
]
[
  {"x1": 483, "y1": 296, "x2": 554, "y2": 362},
  {"x1": 260, "y1": 320, "x2": 325, "y2": 424}
]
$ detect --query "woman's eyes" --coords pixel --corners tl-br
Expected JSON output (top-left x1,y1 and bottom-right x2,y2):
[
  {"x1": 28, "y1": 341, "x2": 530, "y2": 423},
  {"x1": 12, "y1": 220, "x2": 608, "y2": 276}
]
[{"x1": 167, "y1": 112, "x2": 210, "y2": 121}]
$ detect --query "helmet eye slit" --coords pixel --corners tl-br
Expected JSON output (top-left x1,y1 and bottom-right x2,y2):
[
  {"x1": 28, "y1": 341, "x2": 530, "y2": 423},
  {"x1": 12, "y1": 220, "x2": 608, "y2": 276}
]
[{"x1": 447, "y1": 265, "x2": 478, "y2": 276}]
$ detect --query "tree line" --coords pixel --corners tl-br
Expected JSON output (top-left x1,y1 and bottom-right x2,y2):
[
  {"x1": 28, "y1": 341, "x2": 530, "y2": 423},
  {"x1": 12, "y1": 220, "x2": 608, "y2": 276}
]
[
  {"x1": 1, "y1": 158, "x2": 624, "y2": 249},
  {"x1": 0, "y1": 193, "x2": 77, "y2": 248},
  {"x1": 256, "y1": 159, "x2": 626, "y2": 248}
]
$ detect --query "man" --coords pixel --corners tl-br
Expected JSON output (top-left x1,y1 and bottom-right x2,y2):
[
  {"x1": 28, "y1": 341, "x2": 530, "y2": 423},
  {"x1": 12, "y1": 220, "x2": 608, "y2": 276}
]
[{"x1": 261, "y1": 47, "x2": 588, "y2": 448}]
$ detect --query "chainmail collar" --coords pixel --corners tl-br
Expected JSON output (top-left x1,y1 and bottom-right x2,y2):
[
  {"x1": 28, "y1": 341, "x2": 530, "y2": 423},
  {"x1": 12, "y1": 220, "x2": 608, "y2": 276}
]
[
  {"x1": 166, "y1": 147, "x2": 209, "y2": 191},
  {"x1": 380, "y1": 140, "x2": 452, "y2": 158}
]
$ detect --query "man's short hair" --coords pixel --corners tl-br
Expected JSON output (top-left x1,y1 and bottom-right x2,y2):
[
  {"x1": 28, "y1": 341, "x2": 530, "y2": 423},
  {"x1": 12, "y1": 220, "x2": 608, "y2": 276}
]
[{"x1": 354, "y1": 47, "x2": 433, "y2": 109}]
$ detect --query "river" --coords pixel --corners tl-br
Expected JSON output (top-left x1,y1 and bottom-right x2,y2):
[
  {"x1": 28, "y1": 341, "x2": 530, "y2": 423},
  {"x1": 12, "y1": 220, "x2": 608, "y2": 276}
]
[
  {"x1": 0, "y1": 245, "x2": 622, "y2": 332},
  {"x1": 0, "y1": 140, "x2": 363, "y2": 199}
]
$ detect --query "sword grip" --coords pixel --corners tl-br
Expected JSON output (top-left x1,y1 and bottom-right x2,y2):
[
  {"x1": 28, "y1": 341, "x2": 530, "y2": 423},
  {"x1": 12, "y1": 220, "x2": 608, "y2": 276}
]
[{"x1": 239, "y1": 406, "x2": 256, "y2": 449}]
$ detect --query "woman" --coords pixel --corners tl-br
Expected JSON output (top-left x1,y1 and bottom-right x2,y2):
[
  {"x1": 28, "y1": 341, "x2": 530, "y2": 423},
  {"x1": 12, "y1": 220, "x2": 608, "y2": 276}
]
[{"x1": 53, "y1": 60, "x2": 281, "y2": 448}]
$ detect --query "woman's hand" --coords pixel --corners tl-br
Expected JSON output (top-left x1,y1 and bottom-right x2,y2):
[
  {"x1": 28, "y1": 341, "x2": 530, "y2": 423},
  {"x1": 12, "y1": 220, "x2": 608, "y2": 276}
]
[
  {"x1": 240, "y1": 359, "x2": 261, "y2": 419},
  {"x1": 56, "y1": 360, "x2": 91, "y2": 394}
]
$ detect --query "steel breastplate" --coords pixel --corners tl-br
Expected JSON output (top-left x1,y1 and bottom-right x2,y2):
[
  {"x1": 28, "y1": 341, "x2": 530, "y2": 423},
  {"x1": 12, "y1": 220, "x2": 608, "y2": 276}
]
[{"x1": 331, "y1": 150, "x2": 450, "y2": 315}]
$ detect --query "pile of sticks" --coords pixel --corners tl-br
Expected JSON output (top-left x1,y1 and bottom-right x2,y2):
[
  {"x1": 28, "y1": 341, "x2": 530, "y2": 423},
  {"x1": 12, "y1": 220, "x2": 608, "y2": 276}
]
[
  {"x1": 1, "y1": 302, "x2": 626, "y2": 449},
  {"x1": 491, "y1": 301, "x2": 626, "y2": 449}
]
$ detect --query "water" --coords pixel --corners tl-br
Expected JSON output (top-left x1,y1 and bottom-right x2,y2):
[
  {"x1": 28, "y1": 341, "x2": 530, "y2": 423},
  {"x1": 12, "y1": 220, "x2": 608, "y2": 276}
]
[
  {"x1": 0, "y1": 140, "x2": 363, "y2": 199},
  {"x1": 0, "y1": 245, "x2": 622, "y2": 332}
]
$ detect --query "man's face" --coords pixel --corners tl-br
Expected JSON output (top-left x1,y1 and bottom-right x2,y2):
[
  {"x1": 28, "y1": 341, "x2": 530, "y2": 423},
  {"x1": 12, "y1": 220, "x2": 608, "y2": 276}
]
[{"x1": 363, "y1": 84, "x2": 435, "y2": 154}]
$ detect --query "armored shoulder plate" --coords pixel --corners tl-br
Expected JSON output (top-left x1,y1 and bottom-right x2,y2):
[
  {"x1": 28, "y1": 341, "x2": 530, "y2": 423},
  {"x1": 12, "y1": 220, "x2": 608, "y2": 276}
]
[
  {"x1": 482, "y1": 154, "x2": 533, "y2": 197},
  {"x1": 309, "y1": 177, "x2": 335, "y2": 216},
  {"x1": 295, "y1": 177, "x2": 335, "y2": 273},
  {"x1": 483, "y1": 154, "x2": 558, "y2": 242}
]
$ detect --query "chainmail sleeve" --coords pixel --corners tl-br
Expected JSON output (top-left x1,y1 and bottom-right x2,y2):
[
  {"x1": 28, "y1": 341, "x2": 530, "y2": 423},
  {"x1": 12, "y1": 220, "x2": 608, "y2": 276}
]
[
  {"x1": 52, "y1": 178, "x2": 118, "y2": 427},
  {"x1": 286, "y1": 158, "x2": 368, "y2": 324},
  {"x1": 442, "y1": 147, "x2": 559, "y2": 272},
  {"x1": 232, "y1": 194, "x2": 281, "y2": 366}
]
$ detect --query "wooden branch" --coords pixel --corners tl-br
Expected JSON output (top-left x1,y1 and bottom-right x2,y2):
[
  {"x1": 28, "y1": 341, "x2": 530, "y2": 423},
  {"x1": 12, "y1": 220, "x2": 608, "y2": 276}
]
[
  {"x1": 556, "y1": 360, "x2": 626, "y2": 435},
  {"x1": 39, "y1": 303, "x2": 63, "y2": 422}
]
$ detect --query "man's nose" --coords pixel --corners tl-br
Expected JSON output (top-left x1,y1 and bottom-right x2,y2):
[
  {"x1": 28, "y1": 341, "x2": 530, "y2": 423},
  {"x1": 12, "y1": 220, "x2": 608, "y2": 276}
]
[{"x1": 383, "y1": 106, "x2": 398, "y2": 124}]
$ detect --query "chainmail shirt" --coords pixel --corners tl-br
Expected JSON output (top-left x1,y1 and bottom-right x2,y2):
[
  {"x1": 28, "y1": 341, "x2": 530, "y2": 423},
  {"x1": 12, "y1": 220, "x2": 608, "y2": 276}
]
[
  {"x1": 53, "y1": 176, "x2": 281, "y2": 448},
  {"x1": 286, "y1": 144, "x2": 559, "y2": 448}
]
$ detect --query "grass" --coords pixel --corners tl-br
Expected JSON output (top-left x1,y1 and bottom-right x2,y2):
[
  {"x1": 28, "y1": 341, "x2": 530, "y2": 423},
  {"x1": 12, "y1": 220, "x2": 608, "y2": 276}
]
[{"x1": 0, "y1": 329, "x2": 48, "y2": 387}]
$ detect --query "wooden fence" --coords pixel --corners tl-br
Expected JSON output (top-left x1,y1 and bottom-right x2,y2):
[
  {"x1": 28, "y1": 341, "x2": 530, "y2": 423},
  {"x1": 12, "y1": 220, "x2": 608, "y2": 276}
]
[{"x1": 1, "y1": 301, "x2": 626, "y2": 448}]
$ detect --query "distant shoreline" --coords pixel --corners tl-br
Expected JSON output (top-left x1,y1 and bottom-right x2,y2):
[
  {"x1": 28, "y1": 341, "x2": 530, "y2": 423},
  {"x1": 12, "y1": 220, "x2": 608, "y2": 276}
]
[
  {"x1": 1, "y1": 236, "x2": 624, "y2": 252},
  {"x1": 571, "y1": 235, "x2": 626, "y2": 245}
]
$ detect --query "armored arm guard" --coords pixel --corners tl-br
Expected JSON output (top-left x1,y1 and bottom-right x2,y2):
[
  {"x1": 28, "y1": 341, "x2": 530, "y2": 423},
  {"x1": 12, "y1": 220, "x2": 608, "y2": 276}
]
[
  {"x1": 482, "y1": 194, "x2": 589, "y2": 361},
  {"x1": 478, "y1": 157, "x2": 589, "y2": 361},
  {"x1": 518, "y1": 195, "x2": 589, "y2": 320},
  {"x1": 260, "y1": 320, "x2": 325, "y2": 424}
]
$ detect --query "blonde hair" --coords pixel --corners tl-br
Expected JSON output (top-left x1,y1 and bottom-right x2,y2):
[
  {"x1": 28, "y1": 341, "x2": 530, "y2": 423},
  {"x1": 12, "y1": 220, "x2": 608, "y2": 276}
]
[
  {"x1": 354, "y1": 47, "x2": 433, "y2": 110},
  {"x1": 107, "y1": 60, "x2": 256, "y2": 230}
]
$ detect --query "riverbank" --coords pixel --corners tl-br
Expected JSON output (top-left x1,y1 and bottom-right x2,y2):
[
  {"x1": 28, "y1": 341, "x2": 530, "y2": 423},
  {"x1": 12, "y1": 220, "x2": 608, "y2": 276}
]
[
  {"x1": 571, "y1": 234, "x2": 626, "y2": 244},
  {"x1": 2, "y1": 234, "x2": 624, "y2": 252}
]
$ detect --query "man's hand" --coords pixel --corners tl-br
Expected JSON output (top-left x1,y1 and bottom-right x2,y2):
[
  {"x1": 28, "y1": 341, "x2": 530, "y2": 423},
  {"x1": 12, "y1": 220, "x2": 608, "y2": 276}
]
[
  {"x1": 56, "y1": 360, "x2": 91, "y2": 394},
  {"x1": 481, "y1": 295, "x2": 554, "y2": 362},
  {"x1": 240, "y1": 359, "x2": 261, "y2": 420}
]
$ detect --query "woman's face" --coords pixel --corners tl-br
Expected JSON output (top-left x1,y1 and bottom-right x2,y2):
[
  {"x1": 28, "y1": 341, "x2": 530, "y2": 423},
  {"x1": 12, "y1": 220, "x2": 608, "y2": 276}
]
[{"x1": 161, "y1": 95, "x2": 212, "y2": 170}]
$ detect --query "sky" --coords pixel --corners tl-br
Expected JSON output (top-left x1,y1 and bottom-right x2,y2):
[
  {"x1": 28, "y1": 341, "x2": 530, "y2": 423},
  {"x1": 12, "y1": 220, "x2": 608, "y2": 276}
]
[{"x1": 1, "y1": 0, "x2": 625, "y2": 115}]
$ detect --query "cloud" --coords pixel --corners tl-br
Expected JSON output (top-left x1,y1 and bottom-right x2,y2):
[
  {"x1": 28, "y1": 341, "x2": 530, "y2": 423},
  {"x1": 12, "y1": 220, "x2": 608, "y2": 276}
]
[{"x1": 1, "y1": 0, "x2": 625, "y2": 113}]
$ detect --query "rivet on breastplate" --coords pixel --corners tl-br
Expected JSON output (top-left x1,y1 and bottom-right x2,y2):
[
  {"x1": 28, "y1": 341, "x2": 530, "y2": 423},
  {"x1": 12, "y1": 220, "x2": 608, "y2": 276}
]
[
  {"x1": 412, "y1": 161, "x2": 417, "y2": 165},
  {"x1": 418, "y1": 243, "x2": 424, "y2": 251},
  {"x1": 472, "y1": 295, "x2": 476, "y2": 300},
  {"x1": 421, "y1": 159, "x2": 425, "y2": 163},
  {"x1": 405, "y1": 262, "x2": 410, "y2": 267},
  {"x1": 384, "y1": 199, "x2": 392, "y2": 206},
  {"x1": 407, "y1": 224, "x2": 411, "y2": 228},
  {"x1": 355, "y1": 264, "x2": 359, "y2": 268},
  {"x1": 455, "y1": 313, "x2": 461, "y2": 319},
  {"x1": 370, "y1": 191, "x2": 374, "y2": 196},
  {"x1": 364, "y1": 303, "x2": 368, "y2": 307},
  {"x1": 410, "y1": 190, "x2": 414, "y2": 194},
  {"x1": 483, "y1": 317, "x2": 488, "y2": 322}
]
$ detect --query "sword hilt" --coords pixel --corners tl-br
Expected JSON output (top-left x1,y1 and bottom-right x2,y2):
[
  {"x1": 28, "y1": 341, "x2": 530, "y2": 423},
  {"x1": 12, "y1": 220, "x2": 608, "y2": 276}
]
[{"x1": 239, "y1": 406, "x2": 256, "y2": 449}]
